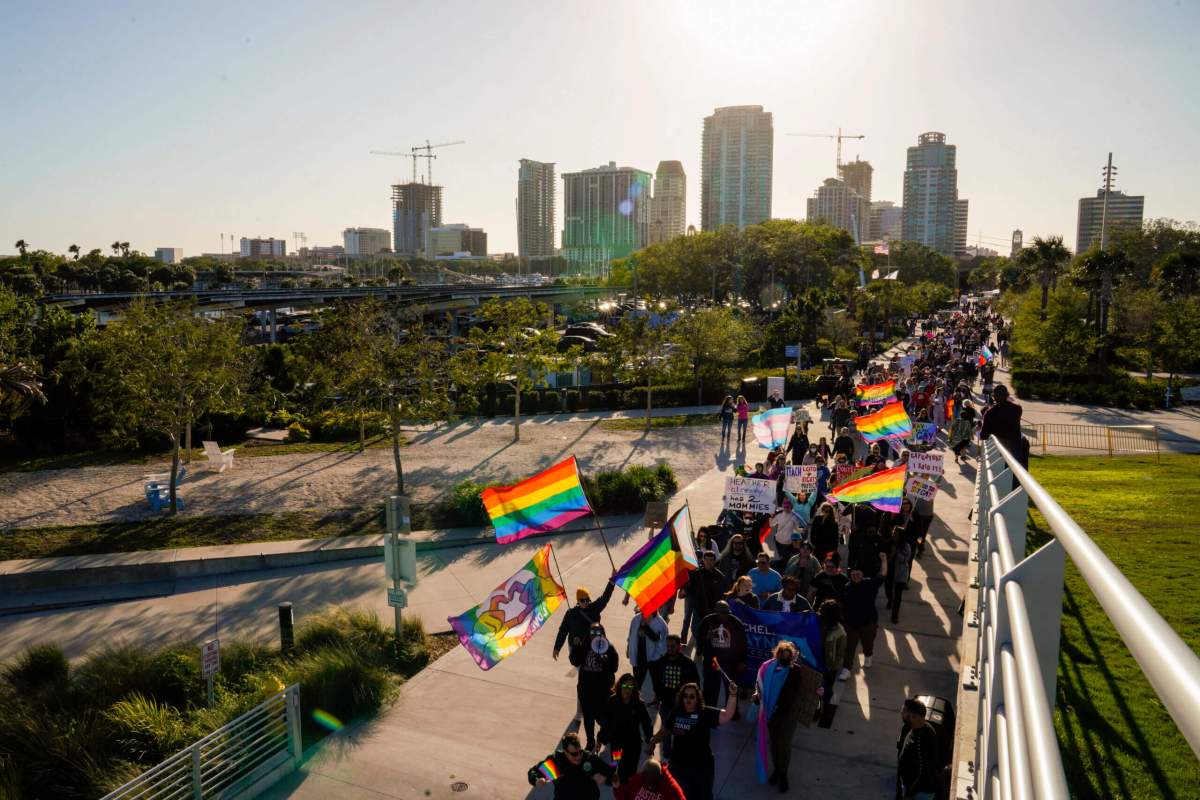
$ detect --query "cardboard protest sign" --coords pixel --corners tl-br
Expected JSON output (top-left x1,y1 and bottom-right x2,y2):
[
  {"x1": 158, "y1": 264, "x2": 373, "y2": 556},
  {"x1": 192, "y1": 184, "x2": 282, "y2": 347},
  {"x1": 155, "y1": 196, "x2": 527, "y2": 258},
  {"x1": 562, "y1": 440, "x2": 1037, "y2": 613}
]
[
  {"x1": 783, "y1": 465, "x2": 819, "y2": 493},
  {"x1": 722, "y1": 477, "x2": 776, "y2": 514},
  {"x1": 907, "y1": 451, "x2": 944, "y2": 477},
  {"x1": 905, "y1": 475, "x2": 939, "y2": 502}
]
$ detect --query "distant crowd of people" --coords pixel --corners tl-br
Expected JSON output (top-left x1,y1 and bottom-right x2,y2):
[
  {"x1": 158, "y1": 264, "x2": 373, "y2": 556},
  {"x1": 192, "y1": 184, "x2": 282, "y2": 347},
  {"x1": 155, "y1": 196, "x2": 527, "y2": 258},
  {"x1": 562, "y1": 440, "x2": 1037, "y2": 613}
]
[{"x1": 529, "y1": 298, "x2": 1020, "y2": 799}]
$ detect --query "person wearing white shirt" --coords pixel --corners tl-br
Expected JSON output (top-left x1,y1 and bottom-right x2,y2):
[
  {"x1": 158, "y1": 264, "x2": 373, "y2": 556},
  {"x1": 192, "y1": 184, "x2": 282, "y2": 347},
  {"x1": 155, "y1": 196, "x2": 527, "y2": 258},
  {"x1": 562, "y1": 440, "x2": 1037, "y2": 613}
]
[{"x1": 770, "y1": 501, "x2": 799, "y2": 557}]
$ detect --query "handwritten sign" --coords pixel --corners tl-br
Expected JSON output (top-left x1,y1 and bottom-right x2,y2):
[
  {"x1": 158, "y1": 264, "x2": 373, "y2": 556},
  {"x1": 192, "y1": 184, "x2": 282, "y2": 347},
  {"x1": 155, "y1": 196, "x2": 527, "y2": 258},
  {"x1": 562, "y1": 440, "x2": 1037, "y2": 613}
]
[
  {"x1": 784, "y1": 465, "x2": 819, "y2": 493},
  {"x1": 723, "y1": 477, "x2": 776, "y2": 514},
  {"x1": 907, "y1": 451, "x2": 944, "y2": 477},
  {"x1": 911, "y1": 422, "x2": 938, "y2": 443},
  {"x1": 906, "y1": 476, "x2": 939, "y2": 502}
]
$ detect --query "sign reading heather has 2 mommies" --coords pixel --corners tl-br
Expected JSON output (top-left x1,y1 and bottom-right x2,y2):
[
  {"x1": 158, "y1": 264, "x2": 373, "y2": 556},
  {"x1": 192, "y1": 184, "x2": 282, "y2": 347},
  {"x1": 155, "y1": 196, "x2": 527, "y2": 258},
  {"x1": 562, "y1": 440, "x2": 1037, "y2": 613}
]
[{"x1": 723, "y1": 477, "x2": 776, "y2": 514}]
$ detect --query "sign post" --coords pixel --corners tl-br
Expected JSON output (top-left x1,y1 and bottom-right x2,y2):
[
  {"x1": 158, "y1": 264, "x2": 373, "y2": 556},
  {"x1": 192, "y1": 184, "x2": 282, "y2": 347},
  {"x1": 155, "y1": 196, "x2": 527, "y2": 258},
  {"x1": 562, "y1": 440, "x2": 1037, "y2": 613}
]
[
  {"x1": 201, "y1": 639, "x2": 220, "y2": 706},
  {"x1": 384, "y1": 495, "x2": 416, "y2": 639}
]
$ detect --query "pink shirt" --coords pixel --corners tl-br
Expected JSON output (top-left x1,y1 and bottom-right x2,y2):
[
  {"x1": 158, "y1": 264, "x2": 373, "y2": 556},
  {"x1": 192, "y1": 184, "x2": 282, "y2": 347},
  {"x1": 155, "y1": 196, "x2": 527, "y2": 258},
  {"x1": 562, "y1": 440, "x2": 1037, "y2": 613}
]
[{"x1": 737, "y1": 400, "x2": 750, "y2": 421}]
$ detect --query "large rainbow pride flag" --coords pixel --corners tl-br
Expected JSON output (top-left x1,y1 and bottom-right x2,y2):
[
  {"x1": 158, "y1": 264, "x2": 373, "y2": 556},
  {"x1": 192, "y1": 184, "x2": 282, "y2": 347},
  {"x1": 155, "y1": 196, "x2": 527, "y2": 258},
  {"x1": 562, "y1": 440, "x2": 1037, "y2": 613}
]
[
  {"x1": 854, "y1": 401, "x2": 913, "y2": 442},
  {"x1": 612, "y1": 505, "x2": 697, "y2": 617},
  {"x1": 855, "y1": 380, "x2": 896, "y2": 405},
  {"x1": 827, "y1": 464, "x2": 907, "y2": 513},
  {"x1": 482, "y1": 456, "x2": 592, "y2": 544},
  {"x1": 448, "y1": 543, "x2": 566, "y2": 671}
]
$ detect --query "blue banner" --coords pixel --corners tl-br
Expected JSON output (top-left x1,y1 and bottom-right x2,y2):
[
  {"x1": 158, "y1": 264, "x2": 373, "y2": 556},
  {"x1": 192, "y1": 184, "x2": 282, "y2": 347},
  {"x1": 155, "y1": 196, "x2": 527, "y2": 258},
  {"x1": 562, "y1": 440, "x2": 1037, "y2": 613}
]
[{"x1": 729, "y1": 603, "x2": 824, "y2": 686}]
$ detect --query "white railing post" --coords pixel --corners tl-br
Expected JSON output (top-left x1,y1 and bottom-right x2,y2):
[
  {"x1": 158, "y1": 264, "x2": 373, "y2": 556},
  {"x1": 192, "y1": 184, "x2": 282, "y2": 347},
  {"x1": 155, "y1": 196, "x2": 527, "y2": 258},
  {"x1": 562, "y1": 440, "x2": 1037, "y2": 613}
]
[
  {"x1": 191, "y1": 742, "x2": 203, "y2": 800},
  {"x1": 287, "y1": 685, "x2": 303, "y2": 767}
]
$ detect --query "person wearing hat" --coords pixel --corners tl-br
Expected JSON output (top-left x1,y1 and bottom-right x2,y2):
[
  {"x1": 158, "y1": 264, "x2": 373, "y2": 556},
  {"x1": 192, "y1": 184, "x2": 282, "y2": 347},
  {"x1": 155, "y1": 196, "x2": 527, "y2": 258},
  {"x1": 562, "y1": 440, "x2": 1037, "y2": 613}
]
[
  {"x1": 577, "y1": 623, "x2": 619, "y2": 751},
  {"x1": 554, "y1": 579, "x2": 617, "y2": 666}
]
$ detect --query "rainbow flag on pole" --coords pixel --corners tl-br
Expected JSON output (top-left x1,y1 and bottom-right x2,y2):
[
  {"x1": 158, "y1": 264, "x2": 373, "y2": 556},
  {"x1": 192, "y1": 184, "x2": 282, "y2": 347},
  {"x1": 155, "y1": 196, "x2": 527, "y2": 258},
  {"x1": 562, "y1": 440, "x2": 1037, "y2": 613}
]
[
  {"x1": 481, "y1": 456, "x2": 592, "y2": 544},
  {"x1": 612, "y1": 506, "x2": 697, "y2": 617},
  {"x1": 854, "y1": 401, "x2": 913, "y2": 442},
  {"x1": 751, "y1": 407, "x2": 792, "y2": 449},
  {"x1": 855, "y1": 380, "x2": 896, "y2": 406},
  {"x1": 448, "y1": 543, "x2": 566, "y2": 671},
  {"x1": 827, "y1": 464, "x2": 907, "y2": 513}
]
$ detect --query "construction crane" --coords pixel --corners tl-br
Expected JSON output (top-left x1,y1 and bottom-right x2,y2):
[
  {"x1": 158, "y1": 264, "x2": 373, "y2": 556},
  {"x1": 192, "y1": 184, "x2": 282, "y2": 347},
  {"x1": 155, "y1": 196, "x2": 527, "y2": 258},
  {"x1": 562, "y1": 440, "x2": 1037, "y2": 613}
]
[
  {"x1": 787, "y1": 128, "x2": 865, "y2": 171},
  {"x1": 293, "y1": 232, "x2": 307, "y2": 253},
  {"x1": 369, "y1": 150, "x2": 421, "y2": 183},
  {"x1": 411, "y1": 139, "x2": 465, "y2": 185}
]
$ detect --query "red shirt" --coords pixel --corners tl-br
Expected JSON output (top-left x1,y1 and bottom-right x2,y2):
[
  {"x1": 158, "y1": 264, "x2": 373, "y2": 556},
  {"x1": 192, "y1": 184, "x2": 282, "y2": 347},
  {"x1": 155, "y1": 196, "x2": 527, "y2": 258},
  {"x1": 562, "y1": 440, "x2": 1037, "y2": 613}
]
[
  {"x1": 615, "y1": 767, "x2": 686, "y2": 800},
  {"x1": 912, "y1": 390, "x2": 930, "y2": 409}
]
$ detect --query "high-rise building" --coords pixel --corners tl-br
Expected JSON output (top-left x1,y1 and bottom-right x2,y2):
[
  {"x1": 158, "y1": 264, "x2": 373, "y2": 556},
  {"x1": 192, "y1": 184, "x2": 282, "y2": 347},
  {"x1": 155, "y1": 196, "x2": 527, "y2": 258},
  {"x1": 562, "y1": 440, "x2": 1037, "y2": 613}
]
[
  {"x1": 1011, "y1": 229, "x2": 1024, "y2": 258},
  {"x1": 647, "y1": 160, "x2": 687, "y2": 245},
  {"x1": 701, "y1": 105, "x2": 773, "y2": 230},
  {"x1": 155, "y1": 247, "x2": 183, "y2": 264},
  {"x1": 869, "y1": 201, "x2": 903, "y2": 241},
  {"x1": 954, "y1": 199, "x2": 969, "y2": 257},
  {"x1": 838, "y1": 159, "x2": 873, "y2": 205},
  {"x1": 901, "y1": 132, "x2": 962, "y2": 257},
  {"x1": 343, "y1": 227, "x2": 391, "y2": 257},
  {"x1": 1076, "y1": 188, "x2": 1144, "y2": 254},
  {"x1": 516, "y1": 159, "x2": 556, "y2": 260},
  {"x1": 425, "y1": 224, "x2": 487, "y2": 259},
  {"x1": 806, "y1": 178, "x2": 869, "y2": 242},
  {"x1": 561, "y1": 162, "x2": 652, "y2": 275},
  {"x1": 239, "y1": 237, "x2": 286, "y2": 258},
  {"x1": 392, "y1": 182, "x2": 443, "y2": 255}
]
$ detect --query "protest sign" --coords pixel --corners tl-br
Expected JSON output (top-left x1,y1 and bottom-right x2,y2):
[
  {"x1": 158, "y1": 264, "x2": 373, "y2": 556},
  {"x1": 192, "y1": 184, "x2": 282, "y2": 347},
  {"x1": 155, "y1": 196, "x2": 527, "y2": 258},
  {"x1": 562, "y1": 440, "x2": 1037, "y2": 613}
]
[
  {"x1": 723, "y1": 477, "x2": 776, "y2": 514},
  {"x1": 911, "y1": 422, "x2": 938, "y2": 443},
  {"x1": 906, "y1": 475, "x2": 939, "y2": 502},
  {"x1": 907, "y1": 451, "x2": 944, "y2": 477},
  {"x1": 783, "y1": 465, "x2": 819, "y2": 493},
  {"x1": 729, "y1": 604, "x2": 824, "y2": 686},
  {"x1": 767, "y1": 376, "x2": 785, "y2": 402}
]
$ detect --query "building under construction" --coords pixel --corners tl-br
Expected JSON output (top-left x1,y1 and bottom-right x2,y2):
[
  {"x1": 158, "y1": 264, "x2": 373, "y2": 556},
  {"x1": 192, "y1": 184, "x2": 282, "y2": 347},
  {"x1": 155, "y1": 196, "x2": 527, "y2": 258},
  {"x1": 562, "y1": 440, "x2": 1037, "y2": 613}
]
[{"x1": 392, "y1": 182, "x2": 443, "y2": 255}]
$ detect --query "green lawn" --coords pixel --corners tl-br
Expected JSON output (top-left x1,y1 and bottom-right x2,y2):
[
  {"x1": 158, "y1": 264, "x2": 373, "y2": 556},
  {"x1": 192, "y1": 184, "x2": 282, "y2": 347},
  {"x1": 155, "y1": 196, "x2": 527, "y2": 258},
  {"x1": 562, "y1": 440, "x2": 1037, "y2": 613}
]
[
  {"x1": 1026, "y1": 454, "x2": 1200, "y2": 800},
  {"x1": 599, "y1": 413, "x2": 718, "y2": 431}
]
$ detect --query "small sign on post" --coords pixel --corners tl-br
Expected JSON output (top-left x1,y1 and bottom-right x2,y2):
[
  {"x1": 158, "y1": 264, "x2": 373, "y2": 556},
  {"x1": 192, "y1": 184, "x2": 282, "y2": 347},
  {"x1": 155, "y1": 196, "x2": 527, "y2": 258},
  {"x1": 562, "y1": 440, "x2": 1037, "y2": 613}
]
[
  {"x1": 387, "y1": 587, "x2": 408, "y2": 609},
  {"x1": 201, "y1": 639, "x2": 220, "y2": 706},
  {"x1": 644, "y1": 501, "x2": 669, "y2": 531}
]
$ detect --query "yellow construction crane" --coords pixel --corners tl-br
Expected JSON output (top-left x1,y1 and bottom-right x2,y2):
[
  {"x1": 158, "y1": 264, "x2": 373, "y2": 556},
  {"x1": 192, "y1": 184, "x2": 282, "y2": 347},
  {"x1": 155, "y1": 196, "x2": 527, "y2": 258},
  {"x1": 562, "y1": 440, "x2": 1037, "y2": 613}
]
[
  {"x1": 787, "y1": 128, "x2": 865, "y2": 171},
  {"x1": 411, "y1": 139, "x2": 465, "y2": 185}
]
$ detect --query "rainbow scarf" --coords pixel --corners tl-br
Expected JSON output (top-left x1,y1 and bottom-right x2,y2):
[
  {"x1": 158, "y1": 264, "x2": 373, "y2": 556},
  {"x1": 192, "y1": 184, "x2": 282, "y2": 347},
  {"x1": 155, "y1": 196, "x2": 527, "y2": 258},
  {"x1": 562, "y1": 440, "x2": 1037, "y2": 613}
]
[
  {"x1": 855, "y1": 380, "x2": 895, "y2": 406},
  {"x1": 535, "y1": 757, "x2": 559, "y2": 782},
  {"x1": 854, "y1": 402, "x2": 913, "y2": 442},
  {"x1": 613, "y1": 506, "x2": 696, "y2": 616},
  {"x1": 482, "y1": 456, "x2": 592, "y2": 544},
  {"x1": 827, "y1": 464, "x2": 907, "y2": 513}
]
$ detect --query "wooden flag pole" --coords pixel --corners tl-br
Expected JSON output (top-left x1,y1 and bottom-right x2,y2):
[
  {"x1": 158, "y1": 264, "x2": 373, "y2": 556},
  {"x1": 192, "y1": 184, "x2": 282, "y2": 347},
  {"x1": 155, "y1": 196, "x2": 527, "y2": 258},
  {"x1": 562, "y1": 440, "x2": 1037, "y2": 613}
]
[
  {"x1": 548, "y1": 543, "x2": 572, "y2": 609},
  {"x1": 573, "y1": 454, "x2": 618, "y2": 573}
]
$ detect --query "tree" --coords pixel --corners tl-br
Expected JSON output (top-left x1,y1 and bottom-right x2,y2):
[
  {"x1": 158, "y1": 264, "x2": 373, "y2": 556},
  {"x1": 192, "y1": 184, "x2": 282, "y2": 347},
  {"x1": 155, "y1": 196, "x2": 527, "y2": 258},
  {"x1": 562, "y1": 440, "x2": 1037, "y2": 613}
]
[
  {"x1": 596, "y1": 315, "x2": 677, "y2": 430},
  {"x1": 0, "y1": 363, "x2": 45, "y2": 433},
  {"x1": 1151, "y1": 251, "x2": 1200, "y2": 297},
  {"x1": 669, "y1": 307, "x2": 752, "y2": 404},
  {"x1": 452, "y1": 298, "x2": 563, "y2": 441},
  {"x1": 762, "y1": 289, "x2": 830, "y2": 363},
  {"x1": 90, "y1": 301, "x2": 246, "y2": 513},
  {"x1": 1151, "y1": 297, "x2": 1200, "y2": 388},
  {"x1": 13, "y1": 240, "x2": 27, "y2": 257},
  {"x1": 111, "y1": 241, "x2": 122, "y2": 256},
  {"x1": 68, "y1": 244, "x2": 80, "y2": 261},
  {"x1": 883, "y1": 241, "x2": 957, "y2": 288},
  {"x1": 1018, "y1": 236, "x2": 1070, "y2": 320},
  {"x1": 1012, "y1": 288, "x2": 1097, "y2": 375}
]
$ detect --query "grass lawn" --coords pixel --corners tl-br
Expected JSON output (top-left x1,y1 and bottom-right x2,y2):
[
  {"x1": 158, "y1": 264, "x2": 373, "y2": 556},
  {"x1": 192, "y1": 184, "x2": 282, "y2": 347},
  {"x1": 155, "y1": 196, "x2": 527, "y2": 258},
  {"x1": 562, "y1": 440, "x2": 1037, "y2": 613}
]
[
  {"x1": 1026, "y1": 454, "x2": 1200, "y2": 800},
  {"x1": 599, "y1": 413, "x2": 718, "y2": 431}
]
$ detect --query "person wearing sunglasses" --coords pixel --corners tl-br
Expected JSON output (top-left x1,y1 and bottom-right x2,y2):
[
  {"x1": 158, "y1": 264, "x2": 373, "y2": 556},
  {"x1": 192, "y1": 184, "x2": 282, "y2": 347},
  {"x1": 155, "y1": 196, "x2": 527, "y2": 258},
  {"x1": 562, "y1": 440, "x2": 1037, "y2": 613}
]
[
  {"x1": 647, "y1": 679, "x2": 738, "y2": 800},
  {"x1": 598, "y1": 672, "x2": 653, "y2": 785},
  {"x1": 553, "y1": 579, "x2": 617, "y2": 667},
  {"x1": 646, "y1": 635, "x2": 699, "y2": 760},
  {"x1": 527, "y1": 731, "x2": 616, "y2": 798}
]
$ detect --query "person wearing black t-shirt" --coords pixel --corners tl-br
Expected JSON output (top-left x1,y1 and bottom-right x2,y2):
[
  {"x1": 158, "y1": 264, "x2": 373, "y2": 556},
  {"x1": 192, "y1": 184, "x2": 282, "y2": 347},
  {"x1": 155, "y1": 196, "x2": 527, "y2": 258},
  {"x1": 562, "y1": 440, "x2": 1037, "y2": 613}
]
[
  {"x1": 648, "y1": 680, "x2": 738, "y2": 800},
  {"x1": 528, "y1": 732, "x2": 616, "y2": 799},
  {"x1": 598, "y1": 673, "x2": 653, "y2": 785}
]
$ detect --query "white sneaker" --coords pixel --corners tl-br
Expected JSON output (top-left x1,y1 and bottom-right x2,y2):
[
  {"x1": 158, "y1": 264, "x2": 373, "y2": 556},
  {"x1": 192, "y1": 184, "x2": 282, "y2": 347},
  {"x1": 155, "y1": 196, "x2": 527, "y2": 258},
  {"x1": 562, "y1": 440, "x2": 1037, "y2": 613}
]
[
  {"x1": 837, "y1": 668, "x2": 850, "y2": 681},
  {"x1": 864, "y1": 656, "x2": 873, "y2": 668}
]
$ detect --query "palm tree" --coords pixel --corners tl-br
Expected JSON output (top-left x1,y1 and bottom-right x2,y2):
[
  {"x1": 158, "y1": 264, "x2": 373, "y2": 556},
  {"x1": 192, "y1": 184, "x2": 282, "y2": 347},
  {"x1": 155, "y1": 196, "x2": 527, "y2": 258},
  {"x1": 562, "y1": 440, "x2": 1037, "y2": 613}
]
[
  {"x1": 111, "y1": 241, "x2": 122, "y2": 256},
  {"x1": 120, "y1": 241, "x2": 131, "y2": 257},
  {"x1": 1018, "y1": 235, "x2": 1070, "y2": 321},
  {"x1": 68, "y1": 244, "x2": 80, "y2": 260},
  {"x1": 13, "y1": 240, "x2": 27, "y2": 256}
]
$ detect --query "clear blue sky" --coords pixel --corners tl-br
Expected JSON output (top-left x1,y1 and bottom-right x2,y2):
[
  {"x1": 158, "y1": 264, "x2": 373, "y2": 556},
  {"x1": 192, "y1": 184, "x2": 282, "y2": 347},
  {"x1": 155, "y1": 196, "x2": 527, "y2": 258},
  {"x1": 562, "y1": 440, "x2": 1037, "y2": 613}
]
[{"x1": 2, "y1": 0, "x2": 1197, "y2": 258}]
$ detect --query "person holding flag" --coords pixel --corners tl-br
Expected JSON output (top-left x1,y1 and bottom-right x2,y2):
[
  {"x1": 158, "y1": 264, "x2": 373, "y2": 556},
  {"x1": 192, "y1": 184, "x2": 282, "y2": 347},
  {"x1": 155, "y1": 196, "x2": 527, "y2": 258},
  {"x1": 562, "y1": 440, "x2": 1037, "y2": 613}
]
[
  {"x1": 553, "y1": 580, "x2": 616, "y2": 665},
  {"x1": 751, "y1": 641, "x2": 823, "y2": 792},
  {"x1": 528, "y1": 732, "x2": 617, "y2": 798}
]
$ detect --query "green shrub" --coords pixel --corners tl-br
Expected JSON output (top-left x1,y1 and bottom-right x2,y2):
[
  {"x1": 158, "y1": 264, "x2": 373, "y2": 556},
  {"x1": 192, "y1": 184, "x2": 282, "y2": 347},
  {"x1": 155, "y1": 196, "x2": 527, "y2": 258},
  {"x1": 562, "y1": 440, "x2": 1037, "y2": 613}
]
[
  {"x1": 284, "y1": 421, "x2": 310, "y2": 443},
  {"x1": 565, "y1": 390, "x2": 581, "y2": 412},
  {"x1": 543, "y1": 391, "x2": 560, "y2": 413},
  {"x1": 586, "y1": 391, "x2": 606, "y2": 411},
  {"x1": 145, "y1": 648, "x2": 204, "y2": 709},
  {"x1": 72, "y1": 644, "x2": 157, "y2": 710},
  {"x1": 3, "y1": 644, "x2": 69, "y2": 698},
  {"x1": 296, "y1": 607, "x2": 392, "y2": 663},
  {"x1": 584, "y1": 463, "x2": 677, "y2": 514},
  {"x1": 519, "y1": 392, "x2": 538, "y2": 415},
  {"x1": 217, "y1": 641, "x2": 275, "y2": 689},
  {"x1": 286, "y1": 647, "x2": 394, "y2": 729},
  {"x1": 307, "y1": 409, "x2": 388, "y2": 442},
  {"x1": 447, "y1": 479, "x2": 489, "y2": 526},
  {"x1": 103, "y1": 693, "x2": 191, "y2": 764}
]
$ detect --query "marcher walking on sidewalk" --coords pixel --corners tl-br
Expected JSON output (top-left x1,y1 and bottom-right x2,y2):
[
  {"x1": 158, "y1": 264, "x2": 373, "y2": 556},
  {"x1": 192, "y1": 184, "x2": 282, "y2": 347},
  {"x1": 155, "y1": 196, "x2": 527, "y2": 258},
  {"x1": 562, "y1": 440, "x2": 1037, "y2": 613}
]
[
  {"x1": 843, "y1": 567, "x2": 885, "y2": 673},
  {"x1": 614, "y1": 759, "x2": 684, "y2": 800},
  {"x1": 719, "y1": 396, "x2": 735, "y2": 445},
  {"x1": 554, "y1": 581, "x2": 616, "y2": 665},
  {"x1": 896, "y1": 698, "x2": 941, "y2": 800},
  {"x1": 647, "y1": 635, "x2": 700, "y2": 760},
  {"x1": 528, "y1": 732, "x2": 616, "y2": 799},
  {"x1": 627, "y1": 609, "x2": 668, "y2": 699},
  {"x1": 598, "y1": 672, "x2": 653, "y2": 785},
  {"x1": 752, "y1": 641, "x2": 822, "y2": 792},
  {"x1": 648, "y1": 680, "x2": 738, "y2": 800},
  {"x1": 736, "y1": 395, "x2": 750, "y2": 445},
  {"x1": 577, "y1": 624, "x2": 619, "y2": 751}
]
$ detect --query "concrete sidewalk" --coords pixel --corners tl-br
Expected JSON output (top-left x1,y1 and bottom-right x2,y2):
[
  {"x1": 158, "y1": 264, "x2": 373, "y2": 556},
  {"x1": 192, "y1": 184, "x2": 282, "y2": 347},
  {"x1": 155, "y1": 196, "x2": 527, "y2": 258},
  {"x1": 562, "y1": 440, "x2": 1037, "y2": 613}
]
[{"x1": 262, "y1": 394, "x2": 972, "y2": 800}]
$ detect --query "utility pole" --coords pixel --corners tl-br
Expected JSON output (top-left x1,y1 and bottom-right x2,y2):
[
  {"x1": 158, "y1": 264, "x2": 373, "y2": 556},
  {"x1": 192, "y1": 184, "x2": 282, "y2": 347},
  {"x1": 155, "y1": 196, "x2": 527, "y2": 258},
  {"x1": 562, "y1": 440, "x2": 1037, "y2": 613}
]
[
  {"x1": 1099, "y1": 152, "x2": 1115, "y2": 250},
  {"x1": 1097, "y1": 153, "x2": 1117, "y2": 365}
]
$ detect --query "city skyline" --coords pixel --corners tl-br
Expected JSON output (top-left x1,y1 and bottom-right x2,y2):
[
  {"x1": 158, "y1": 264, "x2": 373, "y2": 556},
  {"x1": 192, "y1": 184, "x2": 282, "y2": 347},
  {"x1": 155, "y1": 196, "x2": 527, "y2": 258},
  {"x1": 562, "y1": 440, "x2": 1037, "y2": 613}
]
[{"x1": 2, "y1": 1, "x2": 1198, "y2": 259}]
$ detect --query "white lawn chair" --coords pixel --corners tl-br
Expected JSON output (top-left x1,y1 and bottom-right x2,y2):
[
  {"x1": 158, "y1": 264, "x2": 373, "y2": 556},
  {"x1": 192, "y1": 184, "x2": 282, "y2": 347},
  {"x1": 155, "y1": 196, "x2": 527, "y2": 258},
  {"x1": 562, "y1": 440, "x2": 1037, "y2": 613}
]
[{"x1": 202, "y1": 440, "x2": 236, "y2": 472}]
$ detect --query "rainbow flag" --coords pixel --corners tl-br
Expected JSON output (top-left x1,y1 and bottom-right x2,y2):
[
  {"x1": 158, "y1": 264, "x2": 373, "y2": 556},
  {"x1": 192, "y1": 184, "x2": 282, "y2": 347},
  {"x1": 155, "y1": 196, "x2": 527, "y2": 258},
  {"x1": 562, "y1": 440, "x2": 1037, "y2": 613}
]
[
  {"x1": 854, "y1": 401, "x2": 913, "y2": 442},
  {"x1": 482, "y1": 456, "x2": 592, "y2": 544},
  {"x1": 827, "y1": 464, "x2": 907, "y2": 513},
  {"x1": 751, "y1": 407, "x2": 792, "y2": 449},
  {"x1": 448, "y1": 543, "x2": 566, "y2": 671},
  {"x1": 855, "y1": 380, "x2": 896, "y2": 405},
  {"x1": 535, "y1": 757, "x2": 559, "y2": 782},
  {"x1": 613, "y1": 506, "x2": 696, "y2": 617}
]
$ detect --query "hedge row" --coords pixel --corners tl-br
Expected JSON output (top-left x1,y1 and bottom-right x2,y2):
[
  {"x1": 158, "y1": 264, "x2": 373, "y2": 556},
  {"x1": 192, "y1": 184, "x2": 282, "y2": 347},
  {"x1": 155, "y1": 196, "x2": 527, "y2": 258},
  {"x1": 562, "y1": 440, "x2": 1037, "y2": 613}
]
[{"x1": 1010, "y1": 369, "x2": 1168, "y2": 409}]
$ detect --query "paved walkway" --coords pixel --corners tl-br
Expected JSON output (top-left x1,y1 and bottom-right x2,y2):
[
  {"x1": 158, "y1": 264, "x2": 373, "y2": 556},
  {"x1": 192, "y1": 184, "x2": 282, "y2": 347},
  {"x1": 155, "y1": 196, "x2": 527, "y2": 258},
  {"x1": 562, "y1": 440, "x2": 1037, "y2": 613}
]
[{"x1": 0, "y1": 408, "x2": 724, "y2": 530}]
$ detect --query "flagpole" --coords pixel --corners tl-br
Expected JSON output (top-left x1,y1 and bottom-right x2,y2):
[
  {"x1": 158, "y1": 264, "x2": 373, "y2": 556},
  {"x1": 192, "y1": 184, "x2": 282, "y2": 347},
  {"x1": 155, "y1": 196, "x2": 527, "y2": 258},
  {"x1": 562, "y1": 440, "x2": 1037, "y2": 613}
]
[
  {"x1": 573, "y1": 454, "x2": 617, "y2": 572},
  {"x1": 548, "y1": 543, "x2": 572, "y2": 609}
]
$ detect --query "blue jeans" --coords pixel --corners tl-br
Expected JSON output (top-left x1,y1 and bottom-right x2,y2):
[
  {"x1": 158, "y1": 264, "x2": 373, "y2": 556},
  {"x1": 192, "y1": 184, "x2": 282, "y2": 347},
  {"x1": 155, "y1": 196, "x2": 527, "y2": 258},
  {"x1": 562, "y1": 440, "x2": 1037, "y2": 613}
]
[
  {"x1": 721, "y1": 416, "x2": 733, "y2": 439},
  {"x1": 737, "y1": 418, "x2": 747, "y2": 442}
]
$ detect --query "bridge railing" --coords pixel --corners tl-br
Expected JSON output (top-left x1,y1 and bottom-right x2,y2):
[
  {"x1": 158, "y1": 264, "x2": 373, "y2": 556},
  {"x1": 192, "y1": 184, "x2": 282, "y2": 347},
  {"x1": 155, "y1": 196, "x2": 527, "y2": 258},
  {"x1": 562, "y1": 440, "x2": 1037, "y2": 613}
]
[
  {"x1": 964, "y1": 440, "x2": 1200, "y2": 799},
  {"x1": 100, "y1": 684, "x2": 302, "y2": 800}
]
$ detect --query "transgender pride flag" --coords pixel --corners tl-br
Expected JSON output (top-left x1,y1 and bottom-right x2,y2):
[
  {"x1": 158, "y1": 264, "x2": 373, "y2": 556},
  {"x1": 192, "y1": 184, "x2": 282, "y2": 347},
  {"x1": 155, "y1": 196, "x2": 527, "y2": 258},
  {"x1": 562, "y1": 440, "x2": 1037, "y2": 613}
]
[{"x1": 751, "y1": 407, "x2": 792, "y2": 450}]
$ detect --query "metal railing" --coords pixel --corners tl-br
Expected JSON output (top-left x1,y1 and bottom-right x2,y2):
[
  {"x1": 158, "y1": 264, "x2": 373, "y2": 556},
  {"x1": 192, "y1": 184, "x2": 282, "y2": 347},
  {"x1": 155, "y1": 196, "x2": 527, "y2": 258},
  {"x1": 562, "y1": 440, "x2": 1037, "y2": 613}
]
[
  {"x1": 101, "y1": 684, "x2": 302, "y2": 800},
  {"x1": 963, "y1": 440, "x2": 1200, "y2": 799},
  {"x1": 1021, "y1": 423, "x2": 1160, "y2": 460}
]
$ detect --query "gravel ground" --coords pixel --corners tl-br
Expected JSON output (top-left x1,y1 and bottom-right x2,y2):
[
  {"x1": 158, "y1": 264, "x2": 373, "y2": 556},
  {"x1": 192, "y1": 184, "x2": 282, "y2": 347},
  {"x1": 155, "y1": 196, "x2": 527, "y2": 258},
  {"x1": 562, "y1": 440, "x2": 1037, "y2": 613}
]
[{"x1": 0, "y1": 416, "x2": 729, "y2": 530}]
